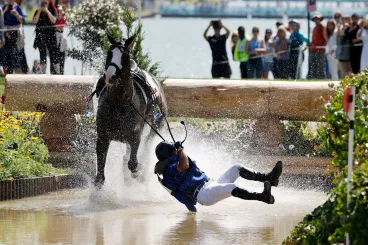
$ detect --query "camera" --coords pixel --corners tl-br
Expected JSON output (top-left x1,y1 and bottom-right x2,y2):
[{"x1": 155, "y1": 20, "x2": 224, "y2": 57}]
[
  {"x1": 41, "y1": 2, "x2": 46, "y2": 7},
  {"x1": 212, "y1": 20, "x2": 220, "y2": 29},
  {"x1": 8, "y1": 4, "x2": 13, "y2": 10}
]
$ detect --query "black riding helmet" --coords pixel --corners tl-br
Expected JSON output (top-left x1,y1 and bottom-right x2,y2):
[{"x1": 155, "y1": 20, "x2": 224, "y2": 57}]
[{"x1": 155, "y1": 141, "x2": 176, "y2": 161}]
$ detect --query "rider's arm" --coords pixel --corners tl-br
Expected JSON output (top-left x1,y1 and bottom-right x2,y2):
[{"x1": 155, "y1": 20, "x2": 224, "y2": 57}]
[{"x1": 177, "y1": 150, "x2": 189, "y2": 172}]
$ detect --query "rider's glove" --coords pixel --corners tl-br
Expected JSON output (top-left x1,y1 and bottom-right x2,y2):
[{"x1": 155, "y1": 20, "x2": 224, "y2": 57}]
[{"x1": 174, "y1": 141, "x2": 184, "y2": 151}]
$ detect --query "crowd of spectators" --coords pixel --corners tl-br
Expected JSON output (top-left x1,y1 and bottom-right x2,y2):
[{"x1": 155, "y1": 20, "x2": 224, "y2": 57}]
[
  {"x1": 205, "y1": 12, "x2": 368, "y2": 80},
  {"x1": 0, "y1": 0, "x2": 67, "y2": 75}
]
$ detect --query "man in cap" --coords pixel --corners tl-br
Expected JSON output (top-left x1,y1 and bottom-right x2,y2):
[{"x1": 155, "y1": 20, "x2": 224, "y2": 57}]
[
  {"x1": 154, "y1": 141, "x2": 283, "y2": 212},
  {"x1": 309, "y1": 12, "x2": 327, "y2": 79},
  {"x1": 234, "y1": 26, "x2": 250, "y2": 79},
  {"x1": 203, "y1": 20, "x2": 232, "y2": 78}
]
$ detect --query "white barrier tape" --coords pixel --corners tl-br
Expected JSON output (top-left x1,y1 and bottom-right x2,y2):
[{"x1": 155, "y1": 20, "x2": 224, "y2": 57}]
[
  {"x1": 247, "y1": 42, "x2": 364, "y2": 60},
  {"x1": 0, "y1": 24, "x2": 66, "y2": 32}
]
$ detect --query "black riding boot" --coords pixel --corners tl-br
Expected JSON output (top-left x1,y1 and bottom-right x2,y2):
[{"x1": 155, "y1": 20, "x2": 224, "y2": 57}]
[
  {"x1": 239, "y1": 161, "x2": 283, "y2": 187},
  {"x1": 231, "y1": 181, "x2": 275, "y2": 204}
]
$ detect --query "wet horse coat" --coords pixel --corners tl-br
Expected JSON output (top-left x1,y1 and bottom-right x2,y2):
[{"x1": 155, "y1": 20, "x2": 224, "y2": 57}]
[{"x1": 94, "y1": 34, "x2": 168, "y2": 187}]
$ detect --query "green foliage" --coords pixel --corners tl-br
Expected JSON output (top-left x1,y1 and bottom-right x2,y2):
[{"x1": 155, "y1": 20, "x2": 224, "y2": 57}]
[
  {"x1": 0, "y1": 112, "x2": 67, "y2": 180},
  {"x1": 283, "y1": 70, "x2": 368, "y2": 245},
  {"x1": 67, "y1": 0, "x2": 160, "y2": 76},
  {"x1": 281, "y1": 121, "x2": 329, "y2": 156}
]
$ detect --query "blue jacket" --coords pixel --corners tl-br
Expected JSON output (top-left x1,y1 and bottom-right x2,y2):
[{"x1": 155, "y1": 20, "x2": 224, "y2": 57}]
[
  {"x1": 289, "y1": 30, "x2": 309, "y2": 49},
  {"x1": 156, "y1": 155, "x2": 208, "y2": 212},
  {"x1": 2, "y1": 4, "x2": 26, "y2": 26}
]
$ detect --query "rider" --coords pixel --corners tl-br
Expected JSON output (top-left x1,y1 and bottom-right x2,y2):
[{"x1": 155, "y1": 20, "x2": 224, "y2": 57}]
[{"x1": 154, "y1": 141, "x2": 283, "y2": 212}]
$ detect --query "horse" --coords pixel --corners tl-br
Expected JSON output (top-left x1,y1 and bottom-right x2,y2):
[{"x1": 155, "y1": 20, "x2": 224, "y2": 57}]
[{"x1": 93, "y1": 33, "x2": 168, "y2": 188}]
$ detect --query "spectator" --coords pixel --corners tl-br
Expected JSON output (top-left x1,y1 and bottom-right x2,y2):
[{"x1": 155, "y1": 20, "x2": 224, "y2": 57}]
[
  {"x1": 309, "y1": 12, "x2": 327, "y2": 79},
  {"x1": 234, "y1": 26, "x2": 249, "y2": 79},
  {"x1": 33, "y1": 0, "x2": 60, "y2": 74},
  {"x1": 230, "y1": 31, "x2": 238, "y2": 60},
  {"x1": 275, "y1": 26, "x2": 289, "y2": 79},
  {"x1": 0, "y1": 7, "x2": 5, "y2": 67},
  {"x1": 271, "y1": 21, "x2": 283, "y2": 78},
  {"x1": 346, "y1": 13, "x2": 363, "y2": 74},
  {"x1": 246, "y1": 27, "x2": 265, "y2": 78},
  {"x1": 324, "y1": 19, "x2": 338, "y2": 80},
  {"x1": 262, "y1": 29, "x2": 274, "y2": 79},
  {"x1": 55, "y1": 4, "x2": 67, "y2": 74},
  {"x1": 288, "y1": 20, "x2": 309, "y2": 79},
  {"x1": 336, "y1": 15, "x2": 352, "y2": 78},
  {"x1": 203, "y1": 20, "x2": 231, "y2": 78},
  {"x1": 1, "y1": 0, "x2": 26, "y2": 74},
  {"x1": 357, "y1": 15, "x2": 368, "y2": 71},
  {"x1": 15, "y1": 0, "x2": 28, "y2": 74}
]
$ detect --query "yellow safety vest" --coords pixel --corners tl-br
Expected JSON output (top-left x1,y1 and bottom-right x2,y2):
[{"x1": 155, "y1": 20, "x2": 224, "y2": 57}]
[{"x1": 234, "y1": 36, "x2": 250, "y2": 62}]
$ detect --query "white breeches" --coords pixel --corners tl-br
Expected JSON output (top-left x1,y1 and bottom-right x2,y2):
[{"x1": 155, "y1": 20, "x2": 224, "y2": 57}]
[{"x1": 197, "y1": 165, "x2": 241, "y2": 206}]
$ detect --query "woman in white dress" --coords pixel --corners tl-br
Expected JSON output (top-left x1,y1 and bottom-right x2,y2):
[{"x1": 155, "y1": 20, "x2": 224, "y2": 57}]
[
  {"x1": 358, "y1": 15, "x2": 368, "y2": 71},
  {"x1": 324, "y1": 19, "x2": 339, "y2": 79}
]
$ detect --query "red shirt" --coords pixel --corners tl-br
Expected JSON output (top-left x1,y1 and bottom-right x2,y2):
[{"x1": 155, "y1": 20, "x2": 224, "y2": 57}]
[
  {"x1": 56, "y1": 17, "x2": 66, "y2": 27},
  {"x1": 310, "y1": 24, "x2": 327, "y2": 52}
]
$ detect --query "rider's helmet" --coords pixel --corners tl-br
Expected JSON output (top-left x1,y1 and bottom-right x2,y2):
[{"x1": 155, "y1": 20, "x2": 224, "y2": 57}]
[{"x1": 155, "y1": 141, "x2": 176, "y2": 161}]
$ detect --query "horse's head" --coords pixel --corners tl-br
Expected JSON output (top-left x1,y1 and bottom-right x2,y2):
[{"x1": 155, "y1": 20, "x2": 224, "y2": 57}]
[{"x1": 105, "y1": 32, "x2": 136, "y2": 85}]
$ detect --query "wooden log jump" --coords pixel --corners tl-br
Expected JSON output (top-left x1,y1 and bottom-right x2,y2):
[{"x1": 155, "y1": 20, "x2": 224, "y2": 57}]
[
  {"x1": 164, "y1": 79, "x2": 338, "y2": 121},
  {"x1": 164, "y1": 79, "x2": 338, "y2": 149},
  {"x1": 5, "y1": 75, "x2": 338, "y2": 152}
]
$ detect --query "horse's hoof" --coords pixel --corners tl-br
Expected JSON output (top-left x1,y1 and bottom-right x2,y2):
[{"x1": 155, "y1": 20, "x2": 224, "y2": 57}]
[
  {"x1": 94, "y1": 175, "x2": 105, "y2": 189},
  {"x1": 131, "y1": 170, "x2": 141, "y2": 179}
]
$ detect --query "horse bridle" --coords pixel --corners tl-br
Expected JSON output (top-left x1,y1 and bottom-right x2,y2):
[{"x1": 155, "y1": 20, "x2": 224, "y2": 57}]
[{"x1": 108, "y1": 43, "x2": 132, "y2": 75}]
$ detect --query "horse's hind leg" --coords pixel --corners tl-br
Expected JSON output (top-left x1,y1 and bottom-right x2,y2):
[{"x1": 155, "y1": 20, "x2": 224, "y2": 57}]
[{"x1": 94, "y1": 137, "x2": 110, "y2": 188}]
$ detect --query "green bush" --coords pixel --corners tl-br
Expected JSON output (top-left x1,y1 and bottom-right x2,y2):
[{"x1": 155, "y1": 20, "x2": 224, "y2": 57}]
[
  {"x1": 283, "y1": 70, "x2": 368, "y2": 245},
  {"x1": 67, "y1": 0, "x2": 159, "y2": 76},
  {"x1": 0, "y1": 111, "x2": 67, "y2": 180}
]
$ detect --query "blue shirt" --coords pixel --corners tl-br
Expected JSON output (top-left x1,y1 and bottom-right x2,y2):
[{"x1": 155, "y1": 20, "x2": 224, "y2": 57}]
[
  {"x1": 249, "y1": 39, "x2": 262, "y2": 52},
  {"x1": 2, "y1": 4, "x2": 26, "y2": 26}
]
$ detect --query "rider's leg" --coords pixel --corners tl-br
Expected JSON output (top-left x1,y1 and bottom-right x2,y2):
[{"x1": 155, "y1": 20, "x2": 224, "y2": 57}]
[
  {"x1": 216, "y1": 162, "x2": 283, "y2": 187},
  {"x1": 217, "y1": 165, "x2": 242, "y2": 184},
  {"x1": 231, "y1": 181, "x2": 275, "y2": 204},
  {"x1": 196, "y1": 181, "x2": 275, "y2": 206},
  {"x1": 239, "y1": 161, "x2": 283, "y2": 187}
]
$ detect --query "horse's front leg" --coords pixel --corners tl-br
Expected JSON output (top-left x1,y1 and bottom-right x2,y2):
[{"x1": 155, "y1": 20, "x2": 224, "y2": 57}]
[
  {"x1": 127, "y1": 133, "x2": 143, "y2": 179},
  {"x1": 94, "y1": 137, "x2": 110, "y2": 188}
]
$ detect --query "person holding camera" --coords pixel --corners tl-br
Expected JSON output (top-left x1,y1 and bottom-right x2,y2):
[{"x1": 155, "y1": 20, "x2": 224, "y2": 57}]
[
  {"x1": 1, "y1": 0, "x2": 26, "y2": 74},
  {"x1": 15, "y1": 0, "x2": 29, "y2": 74},
  {"x1": 203, "y1": 20, "x2": 231, "y2": 79},
  {"x1": 154, "y1": 141, "x2": 283, "y2": 212},
  {"x1": 357, "y1": 15, "x2": 368, "y2": 71},
  {"x1": 33, "y1": 0, "x2": 60, "y2": 74}
]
